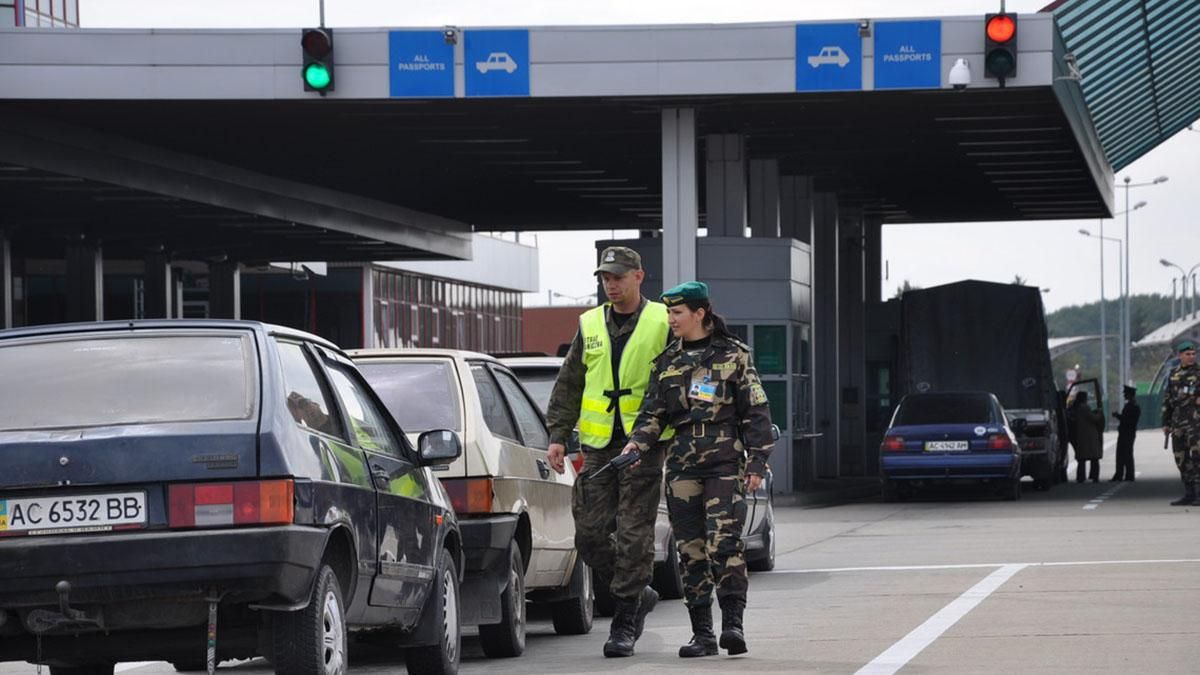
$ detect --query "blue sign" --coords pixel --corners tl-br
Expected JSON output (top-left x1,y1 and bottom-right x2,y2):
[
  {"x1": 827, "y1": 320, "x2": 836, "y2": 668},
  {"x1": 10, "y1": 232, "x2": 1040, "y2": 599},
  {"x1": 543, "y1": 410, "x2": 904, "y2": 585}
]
[
  {"x1": 795, "y1": 24, "x2": 862, "y2": 92},
  {"x1": 465, "y1": 30, "x2": 530, "y2": 97},
  {"x1": 874, "y1": 21, "x2": 941, "y2": 90},
  {"x1": 389, "y1": 31, "x2": 454, "y2": 98}
]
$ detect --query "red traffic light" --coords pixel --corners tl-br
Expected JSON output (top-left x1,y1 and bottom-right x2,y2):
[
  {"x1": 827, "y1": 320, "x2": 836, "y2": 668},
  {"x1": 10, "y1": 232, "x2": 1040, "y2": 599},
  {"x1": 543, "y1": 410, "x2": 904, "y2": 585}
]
[
  {"x1": 986, "y1": 15, "x2": 1016, "y2": 43},
  {"x1": 301, "y1": 28, "x2": 333, "y2": 58}
]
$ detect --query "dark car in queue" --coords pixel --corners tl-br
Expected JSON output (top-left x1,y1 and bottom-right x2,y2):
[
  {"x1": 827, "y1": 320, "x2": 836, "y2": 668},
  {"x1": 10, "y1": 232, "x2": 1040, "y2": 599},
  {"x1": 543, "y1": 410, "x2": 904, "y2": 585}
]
[
  {"x1": 500, "y1": 354, "x2": 778, "y2": 607},
  {"x1": 0, "y1": 321, "x2": 464, "y2": 675},
  {"x1": 880, "y1": 391, "x2": 1022, "y2": 501}
]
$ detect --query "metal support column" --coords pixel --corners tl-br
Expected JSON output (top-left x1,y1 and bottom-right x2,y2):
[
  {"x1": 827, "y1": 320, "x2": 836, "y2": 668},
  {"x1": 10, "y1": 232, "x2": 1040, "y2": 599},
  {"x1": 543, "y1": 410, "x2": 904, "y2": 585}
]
[
  {"x1": 0, "y1": 230, "x2": 11, "y2": 329},
  {"x1": 142, "y1": 253, "x2": 173, "y2": 319},
  {"x1": 662, "y1": 108, "x2": 698, "y2": 288},
  {"x1": 704, "y1": 134, "x2": 747, "y2": 238},
  {"x1": 209, "y1": 261, "x2": 241, "y2": 320},
  {"x1": 65, "y1": 239, "x2": 103, "y2": 323},
  {"x1": 812, "y1": 193, "x2": 840, "y2": 477},
  {"x1": 838, "y1": 208, "x2": 866, "y2": 476},
  {"x1": 748, "y1": 159, "x2": 780, "y2": 238},
  {"x1": 864, "y1": 217, "x2": 883, "y2": 304},
  {"x1": 780, "y1": 176, "x2": 814, "y2": 244}
]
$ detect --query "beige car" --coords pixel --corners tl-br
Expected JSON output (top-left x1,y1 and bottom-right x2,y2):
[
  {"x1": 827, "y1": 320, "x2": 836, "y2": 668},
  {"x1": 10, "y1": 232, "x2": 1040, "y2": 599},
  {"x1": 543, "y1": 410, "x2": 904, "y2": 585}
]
[{"x1": 351, "y1": 349, "x2": 592, "y2": 658}]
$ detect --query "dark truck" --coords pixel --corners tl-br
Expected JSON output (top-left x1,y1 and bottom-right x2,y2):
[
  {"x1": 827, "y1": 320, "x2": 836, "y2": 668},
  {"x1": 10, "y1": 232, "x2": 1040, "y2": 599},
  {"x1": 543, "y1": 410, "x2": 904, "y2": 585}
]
[{"x1": 898, "y1": 281, "x2": 1068, "y2": 490}]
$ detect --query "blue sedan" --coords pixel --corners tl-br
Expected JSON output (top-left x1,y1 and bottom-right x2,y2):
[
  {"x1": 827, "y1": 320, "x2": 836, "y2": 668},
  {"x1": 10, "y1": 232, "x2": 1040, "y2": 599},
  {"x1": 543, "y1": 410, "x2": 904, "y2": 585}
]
[{"x1": 880, "y1": 392, "x2": 1022, "y2": 501}]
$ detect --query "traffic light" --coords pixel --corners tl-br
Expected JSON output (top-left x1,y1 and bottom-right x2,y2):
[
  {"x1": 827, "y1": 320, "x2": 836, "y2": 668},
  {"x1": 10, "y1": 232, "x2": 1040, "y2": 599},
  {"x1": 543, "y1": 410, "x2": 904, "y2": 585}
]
[
  {"x1": 984, "y1": 13, "x2": 1017, "y2": 84},
  {"x1": 301, "y1": 28, "x2": 334, "y2": 94}
]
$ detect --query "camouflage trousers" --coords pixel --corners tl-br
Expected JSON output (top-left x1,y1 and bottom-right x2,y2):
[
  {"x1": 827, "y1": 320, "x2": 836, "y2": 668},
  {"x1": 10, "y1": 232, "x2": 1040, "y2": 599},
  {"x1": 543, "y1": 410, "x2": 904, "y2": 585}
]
[
  {"x1": 571, "y1": 442, "x2": 664, "y2": 600},
  {"x1": 1171, "y1": 430, "x2": 1200, "y2": 484},
  {"x1": 665, "y1": 473, "x2": 748, "y2": 608}
]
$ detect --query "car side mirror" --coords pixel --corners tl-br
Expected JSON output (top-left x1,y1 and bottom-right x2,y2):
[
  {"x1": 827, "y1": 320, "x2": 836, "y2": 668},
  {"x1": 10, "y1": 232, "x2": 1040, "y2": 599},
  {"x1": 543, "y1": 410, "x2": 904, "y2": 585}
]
[
  {"x1": 771, "y1": 424, "x2": 781, "y2": 442},
  {"x1": 567, "y1": 429, "x2": 582, "y2": 456},
  {"x1": 417, "y1": 430, "x2": 462, "y2": 466}
]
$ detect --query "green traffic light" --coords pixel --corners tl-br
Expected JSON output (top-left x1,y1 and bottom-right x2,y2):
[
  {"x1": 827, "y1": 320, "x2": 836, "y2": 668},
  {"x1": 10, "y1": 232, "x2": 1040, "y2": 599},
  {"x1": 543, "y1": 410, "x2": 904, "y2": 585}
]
[{"x1": 304, "y1": 63, "x2": 331, "y2": 90}]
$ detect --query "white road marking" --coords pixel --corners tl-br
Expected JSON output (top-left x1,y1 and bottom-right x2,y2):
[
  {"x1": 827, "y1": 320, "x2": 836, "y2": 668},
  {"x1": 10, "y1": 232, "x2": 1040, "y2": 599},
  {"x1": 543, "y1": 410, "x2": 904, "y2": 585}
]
[
  {"x1": 766, "y1": 558, "x2": 1200, "y2": 575},
  {"x1": 854, "y1": 564, "x2": 1027, "y2": 675},
  {"x1": 1083, "y1": 480, "x2": 1130, "y2": 510}
]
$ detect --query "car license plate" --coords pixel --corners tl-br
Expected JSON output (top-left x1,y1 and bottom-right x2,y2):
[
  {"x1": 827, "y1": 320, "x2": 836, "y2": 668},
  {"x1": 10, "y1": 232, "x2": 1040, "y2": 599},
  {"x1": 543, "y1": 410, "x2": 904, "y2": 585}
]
[
  {"x1": 925, "y1": 441, "x2": 969, "y2": 451},
  {"x1": 0, "y1": 492, "x2": 147, "y2": 536}
]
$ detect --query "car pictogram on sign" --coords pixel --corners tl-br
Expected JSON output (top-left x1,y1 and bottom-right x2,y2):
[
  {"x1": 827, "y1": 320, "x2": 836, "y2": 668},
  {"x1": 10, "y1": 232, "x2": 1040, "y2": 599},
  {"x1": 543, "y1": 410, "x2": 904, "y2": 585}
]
[
  {"x1": 475, "y1": 52, "x2": 518, "y2": 74},
  {"x1": 807, "y1": 46, "x2": 850, "y2": 68}
]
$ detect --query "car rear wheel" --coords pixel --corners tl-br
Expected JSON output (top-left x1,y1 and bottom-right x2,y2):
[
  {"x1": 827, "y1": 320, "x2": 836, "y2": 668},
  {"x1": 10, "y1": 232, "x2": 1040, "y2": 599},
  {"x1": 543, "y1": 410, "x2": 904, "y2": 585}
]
[
  {"x1": 1002, "y1": 477, "x2": 1022, "y2": 501},
  {"x1": 478, "y1": 542, "x2": 526, "y2": 658},
  {"x1": 652, "y1": 532, "x2": 685, "y2": 599},
  {"x1": 551, "y1": 555, "x2": 594, "y2": 635},
  {"x1": 405, "y1": 550, "x2": 461, "y2": 675},
  {"x1": 747, "y1": 513, "x2": 776, "y2": 572},
  {"x1": 1031, "y1": 455, "x2": 1054, "y2": 491},
  {"x1": 272, "y1": 563, "x2": 347, "y2": 674}
]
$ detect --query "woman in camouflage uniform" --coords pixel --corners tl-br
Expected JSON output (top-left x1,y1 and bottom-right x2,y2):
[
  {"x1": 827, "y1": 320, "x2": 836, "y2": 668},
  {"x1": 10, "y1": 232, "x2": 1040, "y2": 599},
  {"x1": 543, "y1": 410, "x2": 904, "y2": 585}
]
[{"x1": 622, "y1": 281, "x2": 774, "y2": 658}]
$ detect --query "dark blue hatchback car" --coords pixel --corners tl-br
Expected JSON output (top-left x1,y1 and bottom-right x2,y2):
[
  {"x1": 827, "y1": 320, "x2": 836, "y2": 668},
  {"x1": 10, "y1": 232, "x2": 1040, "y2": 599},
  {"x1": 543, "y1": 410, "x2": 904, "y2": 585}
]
[
  {"x1": 0, "y1": 321, "x2": 465, "y2": 675},
  {"x1": 880, "y1": 391, "x2": 1022, "y2": 501}
]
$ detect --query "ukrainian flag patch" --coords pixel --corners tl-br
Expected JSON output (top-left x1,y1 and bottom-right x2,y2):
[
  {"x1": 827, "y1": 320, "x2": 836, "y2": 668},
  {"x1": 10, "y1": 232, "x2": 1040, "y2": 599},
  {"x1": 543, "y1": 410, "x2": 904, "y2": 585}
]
[{"x1": 0, "y1": 500, "x2": 7, "y2": 530}]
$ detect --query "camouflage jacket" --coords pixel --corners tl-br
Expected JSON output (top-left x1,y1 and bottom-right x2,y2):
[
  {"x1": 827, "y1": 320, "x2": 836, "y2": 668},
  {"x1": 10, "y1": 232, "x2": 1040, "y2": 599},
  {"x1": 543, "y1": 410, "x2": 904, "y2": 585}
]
[
  {"x1": 545, "y1": 297, "x2": 660, "y2": 446},
  {"x1": 628, "y1": 333, "x2": 774, "y2": 477},
  {"x1": 1162, "y1": 362, "x2": 1200, "y2": 433}
]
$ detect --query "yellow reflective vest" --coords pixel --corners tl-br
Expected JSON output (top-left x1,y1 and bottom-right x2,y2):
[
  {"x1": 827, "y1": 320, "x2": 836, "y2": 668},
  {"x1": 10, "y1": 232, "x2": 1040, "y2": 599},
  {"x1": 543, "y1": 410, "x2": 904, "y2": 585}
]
[{"x1": 577, "y1": 302, "x2": 675, "y2": 448}]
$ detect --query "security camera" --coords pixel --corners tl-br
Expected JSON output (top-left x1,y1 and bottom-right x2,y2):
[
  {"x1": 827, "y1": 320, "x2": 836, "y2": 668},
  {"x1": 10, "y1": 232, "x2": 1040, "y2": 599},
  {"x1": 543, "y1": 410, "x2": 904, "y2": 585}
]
[
  {"x1": 949, "y1": 58, "x2": 971, "y2": 90},
  {"x1": 442, "y1": 27, "x2": 458, "y2": 45}
]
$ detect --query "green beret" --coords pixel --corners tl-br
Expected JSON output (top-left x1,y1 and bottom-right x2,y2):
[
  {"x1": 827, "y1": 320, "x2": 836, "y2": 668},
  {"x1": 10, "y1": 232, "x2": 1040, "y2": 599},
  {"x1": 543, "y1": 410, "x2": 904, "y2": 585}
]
[
  {"x1": 1177, "y1": 339, "x2": 1197, "y2": 353},
  {"x1": 661, "y1": 281, "x2": 709, "y2": 307}
]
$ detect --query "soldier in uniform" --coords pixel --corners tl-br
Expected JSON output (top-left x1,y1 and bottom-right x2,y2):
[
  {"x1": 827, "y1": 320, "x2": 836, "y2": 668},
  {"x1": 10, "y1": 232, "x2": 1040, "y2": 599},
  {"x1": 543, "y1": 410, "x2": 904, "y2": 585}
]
[
  {"x1": 623, "y1": 281, "x2": 774, "y2": 658},
  {"x1": 1162, "y1": 340, "x2": 1200, "y2": 505},
  {"x1": 544, "y1": 246, "x2": 671, "y2": 657}
]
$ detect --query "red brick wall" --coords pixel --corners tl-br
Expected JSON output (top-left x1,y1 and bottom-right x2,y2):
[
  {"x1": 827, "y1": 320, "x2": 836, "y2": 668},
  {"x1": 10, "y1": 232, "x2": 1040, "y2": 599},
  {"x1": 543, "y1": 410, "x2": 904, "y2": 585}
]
[{"x1": 523, "y1": 306, "x2": 589, "y2": 356}]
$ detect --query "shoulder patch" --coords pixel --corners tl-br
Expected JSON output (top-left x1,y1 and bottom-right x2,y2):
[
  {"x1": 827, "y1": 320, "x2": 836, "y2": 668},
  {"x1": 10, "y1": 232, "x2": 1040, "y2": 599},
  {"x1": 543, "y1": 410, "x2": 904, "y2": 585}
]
[{"x1": 749, "y1": 383, "x2": 769, "y2": 406}]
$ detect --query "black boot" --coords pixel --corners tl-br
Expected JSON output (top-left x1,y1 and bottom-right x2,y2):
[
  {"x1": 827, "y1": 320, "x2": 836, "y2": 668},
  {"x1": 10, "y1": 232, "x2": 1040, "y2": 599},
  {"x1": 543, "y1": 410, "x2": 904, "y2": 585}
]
[
  {"x1": 603, "y1": 598, "x2": 638, "y2": 657},
  {"x1": 718, "y1": 596, "x2": 747, "y2": 655},
  {"x1": 633, "y1": 585, "x2": 658, "y2": 641},
  {"x1": 678, "y1": 604, "x2": 718, "y2": 658},
  {"x1": 1170, "y1": 482, "x2": 1196, "y2": 506}
]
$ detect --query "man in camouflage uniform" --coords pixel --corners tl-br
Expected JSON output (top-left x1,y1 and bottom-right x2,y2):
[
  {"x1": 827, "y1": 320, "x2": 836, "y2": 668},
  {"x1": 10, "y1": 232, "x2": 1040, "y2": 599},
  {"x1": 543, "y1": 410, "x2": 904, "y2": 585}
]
[
  {"x1": 1162, "y1": 340, "x2": 1200, "y2": 506},
  {"x1": 625, "y1": 281, "x2": 774, "y2": 658},
  {"x1": 544, "y1": 246, "x2": 671, "y2": 657}
]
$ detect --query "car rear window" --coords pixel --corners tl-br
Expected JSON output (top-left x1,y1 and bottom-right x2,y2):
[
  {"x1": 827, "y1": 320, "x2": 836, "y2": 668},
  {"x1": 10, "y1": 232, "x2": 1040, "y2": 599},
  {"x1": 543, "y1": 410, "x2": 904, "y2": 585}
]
[
  {"x1": 357, "y1": 360, "x2": 462, "y2": 433},
  {"x1": 0, "y1": 332, "x2": 257, "y2": 431},
  {"x1": 894, "y1": 395, "x2": 994, "y2": 426},
  {"x1": 512, "y1": 368, "x2": 557, "y2": 413}
]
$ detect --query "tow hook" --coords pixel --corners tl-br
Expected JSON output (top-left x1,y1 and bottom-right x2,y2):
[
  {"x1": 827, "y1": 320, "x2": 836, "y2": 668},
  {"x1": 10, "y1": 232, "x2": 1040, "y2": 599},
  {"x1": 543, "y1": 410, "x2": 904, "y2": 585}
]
[{"x1": 26, "y1": 581, "x2": 103, "y2": 634}]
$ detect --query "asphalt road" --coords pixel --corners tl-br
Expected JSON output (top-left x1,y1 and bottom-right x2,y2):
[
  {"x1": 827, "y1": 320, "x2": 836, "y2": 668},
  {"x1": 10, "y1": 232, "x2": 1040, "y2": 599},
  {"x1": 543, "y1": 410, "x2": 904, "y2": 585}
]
[{"x1": 6, "y1": 430, "x2": 1199, "y2": 674}]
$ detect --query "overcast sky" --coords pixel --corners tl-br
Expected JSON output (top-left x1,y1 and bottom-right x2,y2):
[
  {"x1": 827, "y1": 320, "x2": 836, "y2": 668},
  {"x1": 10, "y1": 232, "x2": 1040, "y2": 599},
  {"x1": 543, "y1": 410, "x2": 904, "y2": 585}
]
[{"x1": 80, "y1": 0, "x2": 1199, "y2": 313}]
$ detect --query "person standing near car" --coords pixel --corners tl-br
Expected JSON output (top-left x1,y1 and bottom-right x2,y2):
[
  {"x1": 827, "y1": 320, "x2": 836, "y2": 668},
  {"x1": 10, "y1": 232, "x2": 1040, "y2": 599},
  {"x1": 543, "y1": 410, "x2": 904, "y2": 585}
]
[
  {"x1": 623, "y1": 281, "x2": 774, "y2": 658},
  {"x1": 1070, "y1": 391, "x2": 1105, "y2": 483},
  {"x1": 544, "y1": 246, "x2": 672, "y2": 658},
  {"x1": 1162, "y1": 340, "x2": 1200, "y2": 505},
  {"x1": 1110, "y1": 385, "x2": 1140, "y2": 481}
]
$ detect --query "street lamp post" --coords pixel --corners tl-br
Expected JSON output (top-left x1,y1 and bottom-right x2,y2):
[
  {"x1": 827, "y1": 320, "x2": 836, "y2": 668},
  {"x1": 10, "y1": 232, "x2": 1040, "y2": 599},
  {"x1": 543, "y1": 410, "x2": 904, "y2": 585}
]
[
  {"x1": 1121, "y1": 175, "x2": 1168, "y2": 388},
  {"x1": 1080, "y1": 226, "x2": 1125, "y2": 416},
  {"x1": 1160, "y1": 259, "x2": 1200, "y2": 323}
]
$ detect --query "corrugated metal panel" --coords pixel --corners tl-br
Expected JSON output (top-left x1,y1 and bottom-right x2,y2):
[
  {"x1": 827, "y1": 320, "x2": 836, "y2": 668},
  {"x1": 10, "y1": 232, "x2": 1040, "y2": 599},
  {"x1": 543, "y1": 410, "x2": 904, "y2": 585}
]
[{"x1": 1053, "y1": 0, "x2": 1200, "y2": 170}]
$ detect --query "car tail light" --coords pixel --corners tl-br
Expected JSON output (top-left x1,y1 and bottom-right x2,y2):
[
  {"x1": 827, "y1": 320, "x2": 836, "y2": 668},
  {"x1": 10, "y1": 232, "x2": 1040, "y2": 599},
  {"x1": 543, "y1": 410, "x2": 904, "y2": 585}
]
[
  {"x1": 881, "y1": 436, "x2": 905, "y2": 452},
  {"x1": 169, "y1": 480, "x2": 294, "y2": 529},
  {"x1": 442, "y1": 478, "x2": 494, "y2": 514},
  {"x1": 1023, "y1": 438, "x2": 1045, "y2": 450},
  {"x1": 987, "y1": 434, "x2": 1013, "y2": 451}
]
